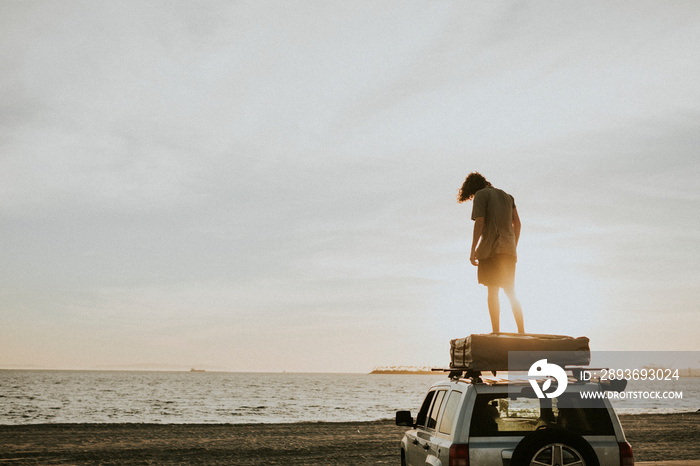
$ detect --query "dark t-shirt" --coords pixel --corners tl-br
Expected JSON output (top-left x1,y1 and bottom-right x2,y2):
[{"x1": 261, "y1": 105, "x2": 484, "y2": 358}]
[{"x1": 471, "y1": 187, "x2": 517, "y2": 260}]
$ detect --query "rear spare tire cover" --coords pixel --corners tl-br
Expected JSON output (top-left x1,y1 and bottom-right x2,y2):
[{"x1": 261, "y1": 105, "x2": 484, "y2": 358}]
[{"x1": 511, "y1": 428, "x2": 599, "y2": 466}]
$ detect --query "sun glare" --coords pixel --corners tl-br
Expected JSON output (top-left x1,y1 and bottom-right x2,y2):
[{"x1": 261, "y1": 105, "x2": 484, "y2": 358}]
[{"x1": 515, "y1": 241, "x2": 603, "y2": 337}]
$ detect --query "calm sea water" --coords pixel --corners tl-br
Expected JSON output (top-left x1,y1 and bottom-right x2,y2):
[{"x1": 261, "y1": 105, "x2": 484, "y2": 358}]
[
  {"x1": 0, "y1": 371, "x2": 445, "y2": 424},
  {"x1": 0, "y1": 371, "x2": 697, "y2": 425}
]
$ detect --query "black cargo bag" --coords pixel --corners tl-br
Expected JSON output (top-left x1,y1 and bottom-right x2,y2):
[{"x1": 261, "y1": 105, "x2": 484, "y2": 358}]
[{"x1": 450, "y1": 333, "x2": 590, "y2": 371}]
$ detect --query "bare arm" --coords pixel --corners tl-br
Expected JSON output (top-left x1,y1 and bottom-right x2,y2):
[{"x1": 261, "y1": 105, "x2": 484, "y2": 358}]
[
  {"x1": 512, "y1": 207, "x2": 521, "y2": 247},
  {"x1": 470, "y1": 216, "x2": 484, "y2": 266}
]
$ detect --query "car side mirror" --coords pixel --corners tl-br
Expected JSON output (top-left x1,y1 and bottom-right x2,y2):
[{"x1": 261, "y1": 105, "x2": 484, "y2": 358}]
[{"x1": 396, "y1": 410, "x2": 414, "y2": 427}]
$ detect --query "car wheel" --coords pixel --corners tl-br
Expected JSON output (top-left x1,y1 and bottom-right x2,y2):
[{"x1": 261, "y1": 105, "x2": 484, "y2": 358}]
[
  {"x1": 400, "y1": 448, "x2": 407, "y2": 466},
  {"x1": 511, "y1": 428, "x2": 599, "y2": 466}
]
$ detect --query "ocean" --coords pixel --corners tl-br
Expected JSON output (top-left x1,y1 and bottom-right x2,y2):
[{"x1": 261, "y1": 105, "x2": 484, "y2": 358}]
[{"x1": 1, "y1": 370, "x2": 697, "y2": 425}]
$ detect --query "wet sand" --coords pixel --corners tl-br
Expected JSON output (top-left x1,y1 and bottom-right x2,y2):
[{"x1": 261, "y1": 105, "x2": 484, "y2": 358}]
[{"x1": 0, "y1": 413, "x2": 697, "y2": 464}]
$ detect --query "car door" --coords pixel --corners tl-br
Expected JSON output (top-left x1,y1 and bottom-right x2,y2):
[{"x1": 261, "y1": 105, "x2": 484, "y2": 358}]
[
  {"x1": 406, "y1": 389, "x2": 435, "y2": 465},
  {"x1": 411, "y1": 389, "x2": 447, "y2": 465}
]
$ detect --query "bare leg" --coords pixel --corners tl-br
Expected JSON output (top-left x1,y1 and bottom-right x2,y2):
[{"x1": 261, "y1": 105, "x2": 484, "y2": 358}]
[
  {"x1": 503, "y1": 286, "x2": 524, "y2": 333},
  {"x1": 487, "y1": 286, "x2": 500, "y2": 333}
]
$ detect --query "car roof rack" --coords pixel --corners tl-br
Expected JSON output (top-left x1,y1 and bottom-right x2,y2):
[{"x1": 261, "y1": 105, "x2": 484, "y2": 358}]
[{"x1": 432, "y1": 366, "x2": 606, "y2": 384}]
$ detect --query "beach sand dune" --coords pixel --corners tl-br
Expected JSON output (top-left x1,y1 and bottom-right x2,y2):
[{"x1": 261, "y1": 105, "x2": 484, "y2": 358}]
[{"x1": 0, "y1": 413, "x2": 697, "y2": 464}]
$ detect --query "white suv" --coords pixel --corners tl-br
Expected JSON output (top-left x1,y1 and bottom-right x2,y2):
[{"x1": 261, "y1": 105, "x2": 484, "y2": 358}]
[{"x1": 396, "y1": 372, "x2": 634, "y2": 466}]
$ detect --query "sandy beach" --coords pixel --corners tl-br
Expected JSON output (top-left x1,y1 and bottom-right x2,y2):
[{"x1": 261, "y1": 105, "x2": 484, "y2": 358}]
[{"x1": 0, "y1": 412, "x2": 697, "y2": 465}]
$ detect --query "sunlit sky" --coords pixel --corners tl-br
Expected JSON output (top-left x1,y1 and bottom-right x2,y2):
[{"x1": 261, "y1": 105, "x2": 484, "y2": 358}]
[{"x1": 2, "y1": 1, "x2": 699, "y2": 373}]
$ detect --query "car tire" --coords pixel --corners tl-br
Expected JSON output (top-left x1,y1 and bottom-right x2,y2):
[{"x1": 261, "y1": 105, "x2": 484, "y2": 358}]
[{"x1": 511, "y1": 428, "x2": 599, "y2": 466}]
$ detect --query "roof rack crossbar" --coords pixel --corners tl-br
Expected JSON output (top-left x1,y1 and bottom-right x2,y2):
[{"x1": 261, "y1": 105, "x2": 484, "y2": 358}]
[{"x1": 432, "y1": 366, "x2": 611, "y2": 383}]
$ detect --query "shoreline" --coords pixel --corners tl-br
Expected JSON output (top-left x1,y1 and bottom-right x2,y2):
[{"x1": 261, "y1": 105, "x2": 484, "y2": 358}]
[
  {"x1": 1, "y1": 410, "x2": 696, "y2": 427},
  {"x1": 1, "y1": 413, "x2": 697, "y2": 464}
]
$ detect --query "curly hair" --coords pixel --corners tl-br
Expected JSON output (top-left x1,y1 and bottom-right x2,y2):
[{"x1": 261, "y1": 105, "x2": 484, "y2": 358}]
[{"x1": 457, "y1": 172, "x2": 490, "y2": 202}]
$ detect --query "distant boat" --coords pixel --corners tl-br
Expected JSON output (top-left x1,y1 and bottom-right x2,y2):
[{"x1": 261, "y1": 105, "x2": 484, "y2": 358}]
[{"x1": 190, "y1": 368, "x2": 205, "y2": 372}]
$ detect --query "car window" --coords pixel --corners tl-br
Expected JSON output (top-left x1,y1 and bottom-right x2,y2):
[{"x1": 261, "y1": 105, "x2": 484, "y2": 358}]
[
  {"x1": 427, "y1": 390, "x2": 446, "y2": 430},
  {"x1": 416, "y1": 390, "x2": 436, "y2": 427},
  {"x1": 438, "y1": 390, "x2": 462, "y2": 435},
  {"x1": 469, "y1": 393, "x2": 615, "y2": 436}
]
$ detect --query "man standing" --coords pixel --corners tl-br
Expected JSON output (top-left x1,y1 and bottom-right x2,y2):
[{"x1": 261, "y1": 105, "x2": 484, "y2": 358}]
[{"x1": 458, "y1": 172, "x2": 524, "y2": 333}]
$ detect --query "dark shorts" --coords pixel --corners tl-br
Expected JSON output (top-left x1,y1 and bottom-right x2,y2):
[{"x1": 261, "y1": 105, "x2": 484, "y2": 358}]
[{"x1": 478, "y1": 254, "x2": 516, "y2": 288}]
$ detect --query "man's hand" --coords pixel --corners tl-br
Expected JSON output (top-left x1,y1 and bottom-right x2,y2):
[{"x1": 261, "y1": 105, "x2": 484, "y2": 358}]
[{"x1": 471, "y1": 217, "x2": 484, "y2": 266}]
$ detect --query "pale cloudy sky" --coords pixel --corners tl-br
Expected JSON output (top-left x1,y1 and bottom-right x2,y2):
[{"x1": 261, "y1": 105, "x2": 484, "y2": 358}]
[{"x1": 1, "y1": 1, "x2": 699, "y2": 372}]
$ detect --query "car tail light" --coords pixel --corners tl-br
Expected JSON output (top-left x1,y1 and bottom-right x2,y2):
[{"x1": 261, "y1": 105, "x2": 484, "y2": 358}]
[
  {"x1": 619, "y1": 442, "x2": 634, "y2": 466},
  {"x1": 449, "y1": 443, "x2": 469, "y2": 466}
]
